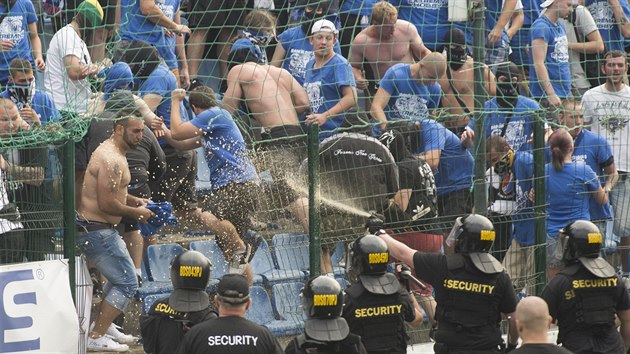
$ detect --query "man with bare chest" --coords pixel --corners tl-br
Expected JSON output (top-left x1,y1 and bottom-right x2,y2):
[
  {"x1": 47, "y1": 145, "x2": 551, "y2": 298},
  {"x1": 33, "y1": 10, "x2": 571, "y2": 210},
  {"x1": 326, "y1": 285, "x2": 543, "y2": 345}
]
[
  {"x1": 438, "y1": 28, "x2": 496, "y2": 135},
  {"x1": 77, "y1": 115, "x2": 154, "y2": 352},
  {"x1": 222, "y1": 38, "x2": 310, "y2": 138},
  {"x1": 349, "y1": 1, "x2": 431, "y2": 106},
  {"x1": 222, "y1": 38, "x2": 312, "y2": 227}
]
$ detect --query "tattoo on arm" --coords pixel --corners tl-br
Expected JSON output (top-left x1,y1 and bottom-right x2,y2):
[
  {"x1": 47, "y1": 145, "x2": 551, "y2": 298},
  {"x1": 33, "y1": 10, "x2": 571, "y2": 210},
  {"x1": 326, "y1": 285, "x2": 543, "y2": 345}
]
[{"x1": 109, "y1": 163, "x2": 121, "y2": 193}]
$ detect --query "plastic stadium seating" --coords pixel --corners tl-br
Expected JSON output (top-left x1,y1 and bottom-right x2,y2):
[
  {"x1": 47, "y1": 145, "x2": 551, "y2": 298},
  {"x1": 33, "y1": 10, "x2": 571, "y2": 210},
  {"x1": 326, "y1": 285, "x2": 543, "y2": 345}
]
[
  {"x1": 189, "y1": 240, "x2": 227, "y2": 291},
  {"x1": 250, "y1": 238, "x2": 306, "y2": 286},
  {"x1": 142, "y1": 294, "x2": 167, "y2": 315},
  {"x1": 271, "y1": 282, "x2": 307, "y2": 330},
  {"x1": 136, "y1": 243, "x2": 185, "y2": 299},
  {"x1": 272, "y1": 233, "x2": 310, "y2": 274},
  {"x1": 246, "y1": 286, "x2": 303, "y2": 336}
]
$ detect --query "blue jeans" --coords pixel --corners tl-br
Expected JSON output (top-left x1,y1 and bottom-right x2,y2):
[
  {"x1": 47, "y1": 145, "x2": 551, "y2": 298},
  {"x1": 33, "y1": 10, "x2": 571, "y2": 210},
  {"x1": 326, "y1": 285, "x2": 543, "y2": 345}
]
[{"x1": 77, "y1": 227, "x2": 137, "y2": 310}]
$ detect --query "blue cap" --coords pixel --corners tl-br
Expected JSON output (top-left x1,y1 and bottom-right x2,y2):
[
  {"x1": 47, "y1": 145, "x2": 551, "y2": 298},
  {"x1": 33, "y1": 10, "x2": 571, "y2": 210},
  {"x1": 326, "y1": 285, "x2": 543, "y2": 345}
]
[
  {"x1": 102, "y1": 62, "x2": 133, "y2": 100},
  {"x1": 229, "y1": 38, "x2": 264, "y2": 63}
]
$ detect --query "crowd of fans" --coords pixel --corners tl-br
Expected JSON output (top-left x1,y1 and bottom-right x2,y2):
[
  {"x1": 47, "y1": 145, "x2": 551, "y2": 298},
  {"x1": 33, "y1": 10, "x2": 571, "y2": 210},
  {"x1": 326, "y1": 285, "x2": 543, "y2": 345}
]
[{"x1": 1, "y1": 0, "x2": 630, "y2": 351}]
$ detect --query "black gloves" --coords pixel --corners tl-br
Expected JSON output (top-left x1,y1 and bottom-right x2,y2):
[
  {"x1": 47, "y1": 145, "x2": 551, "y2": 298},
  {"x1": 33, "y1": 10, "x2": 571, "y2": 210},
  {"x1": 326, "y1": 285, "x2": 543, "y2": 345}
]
[{"x1": 366, "y1": 212, "x2": 384, "y2": 234}]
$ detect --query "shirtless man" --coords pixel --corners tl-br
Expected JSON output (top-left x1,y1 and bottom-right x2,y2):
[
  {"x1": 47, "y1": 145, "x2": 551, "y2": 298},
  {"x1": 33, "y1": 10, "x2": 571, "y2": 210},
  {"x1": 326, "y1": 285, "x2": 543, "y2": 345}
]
[
  {"x1": 349, "y1": 1, "x2": 431, "y2": 107},
  {"x1": 438, "y1": 28, "x2": 496, "y2": 134},
  {"x1": 77, "y1": 115, "x2": 154, "y2": 352},
  {"x1": 222, "y1": 38, "x2": 310, "y2": 133},
  {"x1": 222, "y1": 37, "x2": 311, "y2": 234}
]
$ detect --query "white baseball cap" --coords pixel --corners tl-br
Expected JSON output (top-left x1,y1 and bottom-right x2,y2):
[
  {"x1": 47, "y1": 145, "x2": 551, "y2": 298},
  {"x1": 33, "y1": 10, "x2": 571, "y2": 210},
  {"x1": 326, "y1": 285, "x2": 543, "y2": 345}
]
[
  {"x1": 310, "y1": 19, "x2": 338, "y2": 35},
  {"x1": 540, "y1": 0, "x2": 555, "y2": 7}
]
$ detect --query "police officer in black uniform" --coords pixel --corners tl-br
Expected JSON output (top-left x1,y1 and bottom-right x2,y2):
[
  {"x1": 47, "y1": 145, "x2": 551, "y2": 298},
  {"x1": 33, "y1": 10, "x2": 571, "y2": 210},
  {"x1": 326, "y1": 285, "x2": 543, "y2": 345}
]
[
  {"x1": 140, "y1": 250, "x2": 218, "y2": 354},
  {"x1": 375, "y1": 214, "x2": 519, "y2": 354},
  {"x1": 342, "y1": 234, "x2": 423, "y2": 354},
  {"x1": 541, "y1": 220, "x2": 630, "y2": 354},
  {"x1": 285, "y1": 275, "x2": 367, "y2": 354}
]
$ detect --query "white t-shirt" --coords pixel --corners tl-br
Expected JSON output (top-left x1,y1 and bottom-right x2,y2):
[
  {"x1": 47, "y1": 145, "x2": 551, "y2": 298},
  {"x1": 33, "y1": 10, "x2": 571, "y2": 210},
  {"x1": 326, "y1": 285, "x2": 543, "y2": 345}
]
[
  {"x1": 44, "y1": 25, "x2": 92, "y2": 113},
  {"x1": 0, "y1": 169, "x2": 23, "y2": 234},
  {"x1": 560, "y1": 5, "x2": 599, "y2": 90},
  {"x1": 582, "y1": 84, "x2": 630, "y2": 172}
]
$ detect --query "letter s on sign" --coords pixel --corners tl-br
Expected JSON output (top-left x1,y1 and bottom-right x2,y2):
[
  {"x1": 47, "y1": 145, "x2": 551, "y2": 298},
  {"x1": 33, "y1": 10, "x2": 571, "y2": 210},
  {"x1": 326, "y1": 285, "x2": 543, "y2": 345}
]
[{"x1": 0, "y1": 269, "x2": 40, "y2": 353}]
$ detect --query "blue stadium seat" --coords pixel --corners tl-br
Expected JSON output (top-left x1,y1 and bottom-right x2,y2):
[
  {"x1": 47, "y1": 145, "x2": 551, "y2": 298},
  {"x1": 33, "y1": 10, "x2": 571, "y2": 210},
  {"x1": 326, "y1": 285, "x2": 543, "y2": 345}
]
[
  {"x1": 271, "y1": 282, "x2": 306, "y2": 331},
  {"x1": 330, "y1": 241, "x2": 346, "y2": 277},
  {"x1": 136, "y1": 243, "x2": 185, "y2": 299},
  {"x1": 272, "y1": 233, "x2": 310, "y2": 275},
  {"x1": 189, "y1": 240, "x2": 228, "y2": 292},
  {"x1": 195, "y1": 147, "x2": 212, "y2": 194},
  {"x1": 146, "y1": 243, "x2": 185, "y2": 282},
  {"x1": 250, "y1": 238, "x2": 305, "y2": 286},
  {"x1": 246, "y1": 286, "x2": 303, "y2": 336},
  {"x1": 142, "y1": 294, "x2": 168, "y2": 315}
]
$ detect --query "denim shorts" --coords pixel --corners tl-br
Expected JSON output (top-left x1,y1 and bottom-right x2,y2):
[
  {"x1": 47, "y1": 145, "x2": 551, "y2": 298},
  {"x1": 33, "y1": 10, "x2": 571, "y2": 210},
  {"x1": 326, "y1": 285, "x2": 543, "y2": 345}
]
[
  {"x1": 77, "y1": 227, "x2": 137, "y2": 310},
  {"x1": 610, "y1": 174, "x2": 630, "y2": 238}
]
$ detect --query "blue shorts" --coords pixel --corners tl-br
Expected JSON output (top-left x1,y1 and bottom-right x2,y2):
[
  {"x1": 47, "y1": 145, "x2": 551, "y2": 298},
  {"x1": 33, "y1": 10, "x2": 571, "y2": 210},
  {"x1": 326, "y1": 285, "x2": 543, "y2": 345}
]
[{"x1": 77, "y1": 227, "x2": 138, "y2": 310}]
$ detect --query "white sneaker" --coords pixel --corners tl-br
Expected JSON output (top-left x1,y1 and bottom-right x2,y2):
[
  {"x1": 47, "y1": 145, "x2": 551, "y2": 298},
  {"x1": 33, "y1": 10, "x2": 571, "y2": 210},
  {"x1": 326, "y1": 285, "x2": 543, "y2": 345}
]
[
  {"x1": 89, "y1": 323, "x2": 138, "y2": 345},
  {"x1": 105, "y1": 323, "x2": 138, "y2": 345},
  {"x1": 87, "y1": 335, "x2": 129, "y2": 352}
]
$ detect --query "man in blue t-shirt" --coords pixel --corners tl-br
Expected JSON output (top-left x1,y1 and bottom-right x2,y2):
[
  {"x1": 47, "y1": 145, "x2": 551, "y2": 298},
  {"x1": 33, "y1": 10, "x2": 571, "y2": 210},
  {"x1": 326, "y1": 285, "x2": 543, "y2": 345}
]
[
  {"x1": 585, "y1": 0, "x2": 630, "y2": 52},
  {"x1": 0, "y1": 0, "x2": 45, "y2": 87},
  {"x1": 169, "y1": 86, "x2": 260, "y2": 281},
  {"x1": 119, "y1": 0, "x2": 190, "y2": 87},
  {"x1": 530, "y1": 0, "x2": 572, "y2": 118},
  {"x1": 370, "y1": 53, "x2": 446, "y2": 146},
  {"x1": 469, "y1": 62, "x2": 545, "y2": 153},
  {"x1": 303, "y1": 19, "x2": 358, "y2": 140},
  {"x1": 1, "y1": 58, "x2": 59, "y2": 126},
  {"x1": 124, "y1": 41, "x2": 248, "y2": 280},
  {"x1": 271, "y1": 0, "x2": 342, "y2": 86},
  {"x1": 419, "y1": 118, "x2": 474, "y2": 237},
  {"x1": 559, "y1": 99, "x2": 617, "y2": 235}
]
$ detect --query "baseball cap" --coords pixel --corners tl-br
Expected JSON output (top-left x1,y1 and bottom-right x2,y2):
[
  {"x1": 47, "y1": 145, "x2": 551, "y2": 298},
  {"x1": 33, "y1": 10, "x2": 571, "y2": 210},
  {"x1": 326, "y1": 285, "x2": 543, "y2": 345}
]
[
  {"x1": 310, "y1": 19, "x2": 338, "y2": 35},
  {"x1": 217, "y1": 274, "x2": 250, "y2": 304},
  {"x1": 540, "y1": 0, "x2": 555, "y2": 8},
  {"x1": 76, "y1": 0, "x2": 104, "y2": 28}
]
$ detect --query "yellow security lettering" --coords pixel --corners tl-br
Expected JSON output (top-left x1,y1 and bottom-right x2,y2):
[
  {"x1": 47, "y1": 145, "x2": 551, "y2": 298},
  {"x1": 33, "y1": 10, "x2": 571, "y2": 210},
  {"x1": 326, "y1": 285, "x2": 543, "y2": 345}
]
[
  {"x1": 480, "y1": 230, "x2": 495, "y2": 241},
  {"x1": 368, "y1": 252, "x2": 389, "y2": 264},
  {"x1": 313, "y1": 294, "x2": 337, "y2": 306},
  {"x1": 180, "y1": 266, "x2": 203, "y2": 277},
  {"x1": 572, "y1": 277, "x2": 618, "y2": 288},
  {"x1": 587, "y1": 233, "x2": 602, "y2": 244}
]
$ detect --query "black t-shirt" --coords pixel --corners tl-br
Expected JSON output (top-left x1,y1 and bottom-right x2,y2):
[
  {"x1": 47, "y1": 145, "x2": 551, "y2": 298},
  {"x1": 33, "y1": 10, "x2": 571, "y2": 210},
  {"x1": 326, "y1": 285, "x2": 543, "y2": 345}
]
[
  {"x1": 140, "y1": 297, "x2": 218, "y2": 354},
  {"x1": 175, "y1": 316, "x2": 284, "y2": 354},
  {"x1": 75, "y1": 116, "x2": 166, "y2": 186},
  {"x1": 397, "y1": 156, "x2": 438, "y2": 221},
  {"x1": 319, "y1": 133, "x2": 399, "y2": 213},
  {"x1": 413, "y1": 252, "x2": 518, "y2": 349},
  {"x1": 542, "y1": 264, "x2": 630, "y2": 354},
  {"x1": 284, "y1": 333, "x2": 367, "y2": 354},
  {"x1": 511, "y1": 344, "x2": 574, "y2": 354}
]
